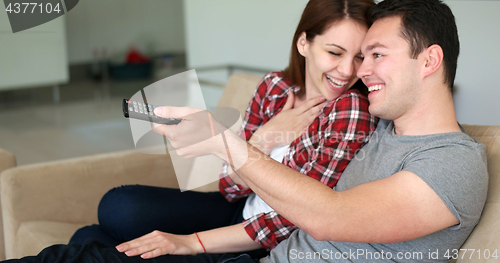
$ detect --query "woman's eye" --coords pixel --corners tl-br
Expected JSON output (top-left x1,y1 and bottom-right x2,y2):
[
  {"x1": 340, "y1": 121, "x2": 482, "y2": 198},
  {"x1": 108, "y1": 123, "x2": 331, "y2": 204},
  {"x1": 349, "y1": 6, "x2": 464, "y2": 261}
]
[{"x1": 329, "y1": 51, "x2": 341, "y2": 56}]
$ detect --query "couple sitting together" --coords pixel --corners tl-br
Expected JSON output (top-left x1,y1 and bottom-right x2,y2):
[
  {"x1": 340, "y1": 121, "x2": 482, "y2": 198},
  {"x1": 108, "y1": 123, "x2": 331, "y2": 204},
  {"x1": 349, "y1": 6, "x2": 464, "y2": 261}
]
[{"x1": 5, "y1": 0, "x2": 488, "y2": 262}]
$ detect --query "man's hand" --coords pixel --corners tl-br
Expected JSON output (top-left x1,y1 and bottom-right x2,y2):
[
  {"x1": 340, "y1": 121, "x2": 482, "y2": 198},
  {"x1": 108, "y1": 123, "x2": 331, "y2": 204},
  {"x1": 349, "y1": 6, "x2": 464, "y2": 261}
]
[
  {"x1": 152, "y1": 106, "x2": 229, "y2": 159},
  {"x1": 115, "y1": 231, "x2": 202, "y2": 259}
]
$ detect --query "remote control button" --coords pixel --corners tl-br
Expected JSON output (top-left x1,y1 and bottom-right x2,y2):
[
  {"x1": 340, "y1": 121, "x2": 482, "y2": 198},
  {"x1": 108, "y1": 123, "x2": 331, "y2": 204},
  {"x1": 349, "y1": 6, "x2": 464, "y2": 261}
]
[
  {"x1": 129, "y1": 107, "x2": 133, "y2": 112},
  {"x1": 134, "y1": 108, "x2": 139, "y2": 113},
  {"x1": 139, "y1": 109, "x2": 143, "y2": 113},
  {"x1": 133, "y1": 101, "x2": 137, "y2": 105}
]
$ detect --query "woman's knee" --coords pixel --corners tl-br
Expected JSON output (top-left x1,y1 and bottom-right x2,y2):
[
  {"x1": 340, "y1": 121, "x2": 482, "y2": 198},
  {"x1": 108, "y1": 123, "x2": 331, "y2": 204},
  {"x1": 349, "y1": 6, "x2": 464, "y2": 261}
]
[{"x1": 97, "y1": 185, "x2": 145, "y2": 228}]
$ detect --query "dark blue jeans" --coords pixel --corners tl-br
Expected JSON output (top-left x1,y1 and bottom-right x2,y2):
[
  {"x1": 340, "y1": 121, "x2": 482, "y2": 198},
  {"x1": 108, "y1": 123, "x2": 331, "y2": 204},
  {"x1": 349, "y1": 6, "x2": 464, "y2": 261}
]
[
  {"x1": 64, "y1": 185, "x2": 267, "y2": 262},
  {"x1": 4, "y1": 239, "x2": 261, "y2": 263},
  {"x1": 70, "y1": 185, "x2": 247, "y2": 247}
]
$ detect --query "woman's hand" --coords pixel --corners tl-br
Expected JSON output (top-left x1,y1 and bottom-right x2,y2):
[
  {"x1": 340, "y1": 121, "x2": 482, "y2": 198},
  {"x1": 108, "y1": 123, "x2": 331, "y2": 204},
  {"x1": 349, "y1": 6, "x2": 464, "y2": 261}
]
[
  {"x1": 249, "y1": 93, "x2": 326, "y2": 154},
  {"x1": 116, "y1": 231, "x2": 202, "y2": 259}
]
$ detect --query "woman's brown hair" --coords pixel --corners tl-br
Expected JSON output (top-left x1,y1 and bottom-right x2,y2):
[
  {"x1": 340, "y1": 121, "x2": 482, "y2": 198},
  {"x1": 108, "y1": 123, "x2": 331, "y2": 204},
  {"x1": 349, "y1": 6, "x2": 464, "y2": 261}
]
[{"x1": 282, "y1": 0, "x2": 375, "y2": 97}]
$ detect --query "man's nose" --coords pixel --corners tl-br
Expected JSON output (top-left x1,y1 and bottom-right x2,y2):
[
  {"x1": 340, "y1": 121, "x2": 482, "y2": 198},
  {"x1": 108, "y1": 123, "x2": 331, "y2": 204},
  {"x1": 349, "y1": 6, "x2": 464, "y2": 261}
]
[{"x1": 357, "y1": 58, "x2": 372, "y2": 79}]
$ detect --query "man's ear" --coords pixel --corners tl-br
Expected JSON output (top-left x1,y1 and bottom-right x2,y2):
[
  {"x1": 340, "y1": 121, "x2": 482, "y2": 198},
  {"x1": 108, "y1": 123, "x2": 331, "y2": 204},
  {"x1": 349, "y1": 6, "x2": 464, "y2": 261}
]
[
  {"x1": 422, "y1": 44, "x2": 444, "y2": 78},
  {"x1": 296, "y1": 32, "x2": 308, "y2": 57}
]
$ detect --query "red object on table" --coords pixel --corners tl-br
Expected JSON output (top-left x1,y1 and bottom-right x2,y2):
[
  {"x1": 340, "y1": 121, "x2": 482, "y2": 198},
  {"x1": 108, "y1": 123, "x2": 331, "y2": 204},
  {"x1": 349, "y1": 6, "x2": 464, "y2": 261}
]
[{"x1": 126, "y1": 47, "x2": 150, "y2": 64}]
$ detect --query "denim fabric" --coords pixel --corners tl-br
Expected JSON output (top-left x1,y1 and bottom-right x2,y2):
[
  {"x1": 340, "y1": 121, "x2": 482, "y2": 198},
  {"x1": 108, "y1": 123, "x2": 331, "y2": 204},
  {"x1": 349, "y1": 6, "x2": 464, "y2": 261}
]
[
  {"x1": 3, "y1": 240, "x2": 261, "y2": 263},
  {"x1": 61, "y1": 185, "x2": 268, "y2": 263}
]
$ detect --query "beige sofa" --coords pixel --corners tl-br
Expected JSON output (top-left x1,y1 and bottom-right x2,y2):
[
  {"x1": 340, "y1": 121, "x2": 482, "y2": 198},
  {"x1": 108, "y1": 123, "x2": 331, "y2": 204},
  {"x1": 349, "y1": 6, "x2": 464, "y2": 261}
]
[
  {"x1": 0, "y1": 73, "x2": 262, "y2": 259},
  {"x1": 1, "y1": 73, "x2": 499, "y2": 262}
]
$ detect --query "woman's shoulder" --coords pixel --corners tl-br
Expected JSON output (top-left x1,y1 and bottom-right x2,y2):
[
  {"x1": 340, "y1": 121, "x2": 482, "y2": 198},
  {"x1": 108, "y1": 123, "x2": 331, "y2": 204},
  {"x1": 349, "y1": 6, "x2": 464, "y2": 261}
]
[
  {"x1": 339, "y1": 88, "x2": 368, "y2": 101},
  {"x1": 322, "y1": 88, "x2": 371, "y2": 117},
  {"x1": 257, "y1": 71, "x2": 297, "y2": 97},
  {"x1": 333, "y1": 88, "x2": 369, "y2": 105}
]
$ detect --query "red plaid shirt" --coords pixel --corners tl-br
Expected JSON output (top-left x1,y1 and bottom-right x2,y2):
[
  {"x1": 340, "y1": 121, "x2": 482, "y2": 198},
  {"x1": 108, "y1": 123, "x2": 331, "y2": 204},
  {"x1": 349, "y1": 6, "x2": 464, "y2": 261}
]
[{"x1": 219, "y1": 71, "x2": 378, "y2": 250}]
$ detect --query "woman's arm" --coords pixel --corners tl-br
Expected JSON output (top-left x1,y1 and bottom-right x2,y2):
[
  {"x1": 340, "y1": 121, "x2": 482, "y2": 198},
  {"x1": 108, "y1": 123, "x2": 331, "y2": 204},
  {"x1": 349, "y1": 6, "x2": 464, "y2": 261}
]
[
  {"x1": 115, "y1": 223, "x2": 261, "y2": 259},
  {"x1": 218, "y1": 73, "x2": 269, "y2": 200}
]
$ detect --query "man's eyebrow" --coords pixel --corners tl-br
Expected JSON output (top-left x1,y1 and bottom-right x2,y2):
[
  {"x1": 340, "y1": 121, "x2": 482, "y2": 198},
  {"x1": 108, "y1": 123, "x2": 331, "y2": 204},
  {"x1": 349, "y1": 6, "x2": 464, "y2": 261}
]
[
  {"x1": 365, "y1": 42, "x2": 388, "y2": 51},
  {"x1": 326, "y1": 43, "x2": 346, "y2": 52}
]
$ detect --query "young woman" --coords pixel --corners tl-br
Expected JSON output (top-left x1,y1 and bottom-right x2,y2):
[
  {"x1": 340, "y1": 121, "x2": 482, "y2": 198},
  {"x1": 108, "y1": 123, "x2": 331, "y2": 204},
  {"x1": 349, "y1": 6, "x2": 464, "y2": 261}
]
[{"x1": 9, "y1": 1, "x2": 377, "y2": 262}]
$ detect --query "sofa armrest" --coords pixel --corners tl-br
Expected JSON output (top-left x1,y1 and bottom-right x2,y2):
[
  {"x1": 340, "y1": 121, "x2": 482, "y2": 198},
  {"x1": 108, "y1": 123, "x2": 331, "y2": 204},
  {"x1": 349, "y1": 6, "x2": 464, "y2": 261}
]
[
  {"x1": 0, "y1": 148, "x2": 16, "y2": 260},
  {"x1": 0, "y1": 148, "x2": 16, "y2": 173},
  {"x1": 1, "y1": 149, "x2": 179, "y2": 258}
]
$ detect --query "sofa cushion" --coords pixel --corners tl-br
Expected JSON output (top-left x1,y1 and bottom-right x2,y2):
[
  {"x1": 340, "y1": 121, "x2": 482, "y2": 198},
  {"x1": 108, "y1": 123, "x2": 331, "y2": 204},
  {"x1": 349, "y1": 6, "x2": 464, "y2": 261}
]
[{"x1": 458, "y1": 125, "x2": 500, "y2": 262}]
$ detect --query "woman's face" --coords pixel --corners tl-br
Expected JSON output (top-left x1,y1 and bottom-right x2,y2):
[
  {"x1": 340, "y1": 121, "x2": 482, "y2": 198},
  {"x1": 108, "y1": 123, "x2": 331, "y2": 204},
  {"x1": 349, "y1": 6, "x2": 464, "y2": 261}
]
[{"x1": 298, "y1": 19, "x2": 367, "y2": 101}]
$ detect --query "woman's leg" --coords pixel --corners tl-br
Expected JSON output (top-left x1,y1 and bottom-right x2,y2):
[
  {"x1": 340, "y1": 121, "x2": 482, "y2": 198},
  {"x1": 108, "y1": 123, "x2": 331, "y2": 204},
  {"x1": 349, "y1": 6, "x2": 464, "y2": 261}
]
[
  {"x1": 4, "y1": 239, "x2": 258, "y2": 263},
  {"x1": 70, "y1": 185, "x2": 246, "y2": 247}
]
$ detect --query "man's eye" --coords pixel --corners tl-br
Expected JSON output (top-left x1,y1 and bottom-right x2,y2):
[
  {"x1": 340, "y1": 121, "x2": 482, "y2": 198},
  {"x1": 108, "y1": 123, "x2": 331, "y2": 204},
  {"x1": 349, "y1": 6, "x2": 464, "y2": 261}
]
[
  {"x1": 329, "y1": 51, "x2": 341, "y2": 56},
  {"x1": 373, "y1": 53, "x2": 382, "y2": 58}
]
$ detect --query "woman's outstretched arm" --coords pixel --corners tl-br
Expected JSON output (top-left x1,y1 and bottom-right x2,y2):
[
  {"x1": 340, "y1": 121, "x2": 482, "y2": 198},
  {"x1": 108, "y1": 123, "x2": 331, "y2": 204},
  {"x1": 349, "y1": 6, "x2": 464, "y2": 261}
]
[{"x1": 115, "y1": 223, "x2": 261, "y2": 259}]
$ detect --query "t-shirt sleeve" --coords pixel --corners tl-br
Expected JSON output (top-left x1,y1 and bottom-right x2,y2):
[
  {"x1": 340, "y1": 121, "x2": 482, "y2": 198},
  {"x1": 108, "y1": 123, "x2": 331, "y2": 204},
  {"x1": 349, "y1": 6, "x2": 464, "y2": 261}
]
[{"x1": 402, "y1": 140, "x2": 488, "y2": 229}]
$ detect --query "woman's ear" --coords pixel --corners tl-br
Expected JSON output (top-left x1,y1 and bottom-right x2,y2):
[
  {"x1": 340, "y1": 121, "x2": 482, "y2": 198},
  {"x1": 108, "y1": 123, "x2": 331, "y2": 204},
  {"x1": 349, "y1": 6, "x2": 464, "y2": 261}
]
[
  {"x1": 296, "y1": 32, "x2": 308, "y2": 57},
  {"x1": 422, "y1": 44, "x2": 444, "y2": 78}
]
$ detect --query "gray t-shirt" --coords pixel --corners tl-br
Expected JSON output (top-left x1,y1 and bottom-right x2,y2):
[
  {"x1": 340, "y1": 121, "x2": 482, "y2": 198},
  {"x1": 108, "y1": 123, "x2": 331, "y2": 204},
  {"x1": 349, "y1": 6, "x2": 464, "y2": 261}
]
[{"x1": 261, "y1": 119, "x2": 488, "y2": 262}]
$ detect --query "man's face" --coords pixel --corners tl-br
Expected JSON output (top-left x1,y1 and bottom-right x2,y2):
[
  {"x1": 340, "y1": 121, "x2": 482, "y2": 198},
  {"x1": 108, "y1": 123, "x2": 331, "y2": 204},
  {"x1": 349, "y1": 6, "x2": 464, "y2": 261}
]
[{"x1": 357, "y1": 16, "x2": 421, "y2": 121}]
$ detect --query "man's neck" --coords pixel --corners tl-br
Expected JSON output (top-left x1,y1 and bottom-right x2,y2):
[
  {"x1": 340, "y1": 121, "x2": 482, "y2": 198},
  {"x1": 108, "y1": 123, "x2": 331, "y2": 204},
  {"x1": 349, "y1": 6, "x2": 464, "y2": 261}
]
[{"x1": 393, "y1": 85, "x2": 461, "y2": 136}]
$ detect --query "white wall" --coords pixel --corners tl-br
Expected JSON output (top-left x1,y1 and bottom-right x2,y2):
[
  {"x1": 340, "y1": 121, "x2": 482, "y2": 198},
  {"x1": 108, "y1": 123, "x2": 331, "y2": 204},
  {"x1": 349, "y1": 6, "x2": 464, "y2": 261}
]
[
  {"x1": 445, "y1": 0, "x2": 500, "y2": 125},
  {"x1": 185, "y1": 0, "x2": 500, "y2": 125},
  {"x1": 184, "y1": 0, "x2": 308, "y2": 70},
  {"x1": 65, "y1": 0, "x2": 186, "y2": 64}
]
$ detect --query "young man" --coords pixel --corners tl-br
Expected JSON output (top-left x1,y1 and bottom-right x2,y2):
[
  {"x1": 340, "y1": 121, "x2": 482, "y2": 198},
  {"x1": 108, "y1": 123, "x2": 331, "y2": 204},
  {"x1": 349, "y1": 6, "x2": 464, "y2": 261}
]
[{"x1": 149, "y1": 0, "x2": 487, "y2": 262}]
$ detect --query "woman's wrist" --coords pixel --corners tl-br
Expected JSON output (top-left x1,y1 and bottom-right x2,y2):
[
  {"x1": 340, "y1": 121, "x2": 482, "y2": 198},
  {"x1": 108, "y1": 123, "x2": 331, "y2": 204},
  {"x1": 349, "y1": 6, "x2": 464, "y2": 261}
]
[{"x1": 194, "y1": 233, "x2": 206, "y2": 254}]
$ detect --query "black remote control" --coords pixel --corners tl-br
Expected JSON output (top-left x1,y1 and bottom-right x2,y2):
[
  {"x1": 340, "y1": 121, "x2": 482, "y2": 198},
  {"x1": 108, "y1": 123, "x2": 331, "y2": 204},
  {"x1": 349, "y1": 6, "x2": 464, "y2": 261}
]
[{"x1": 123, "y1": 99, "x2": 182, "y2": 125}]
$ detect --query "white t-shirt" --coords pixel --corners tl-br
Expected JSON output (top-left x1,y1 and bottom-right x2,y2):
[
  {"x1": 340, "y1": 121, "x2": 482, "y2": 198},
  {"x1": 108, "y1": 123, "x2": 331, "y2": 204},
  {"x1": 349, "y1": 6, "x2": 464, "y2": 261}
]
[{"x1": 242, "y1": 145, "x2": 290, "y2": 219}]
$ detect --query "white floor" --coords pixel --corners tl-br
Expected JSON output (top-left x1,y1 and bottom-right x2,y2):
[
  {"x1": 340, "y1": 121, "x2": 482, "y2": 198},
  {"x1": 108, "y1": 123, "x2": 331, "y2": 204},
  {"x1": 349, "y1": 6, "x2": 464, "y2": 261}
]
[
  {"x1": 0, "y1": 67, "x2": 265, "y2": 166},
  {"x1": 0, "y1": 99, "x2": 136, "y2": 165},
  {"x1": 0, "y1": 80, "x2": 142, "y2": 165}
]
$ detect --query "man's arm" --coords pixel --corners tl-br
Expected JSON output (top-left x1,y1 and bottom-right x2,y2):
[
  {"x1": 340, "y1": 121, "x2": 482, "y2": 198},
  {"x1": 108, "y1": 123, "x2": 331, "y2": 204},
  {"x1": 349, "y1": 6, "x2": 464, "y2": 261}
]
[{"x1": 224, "y1": 132, "x2": 458, "y2": 243}]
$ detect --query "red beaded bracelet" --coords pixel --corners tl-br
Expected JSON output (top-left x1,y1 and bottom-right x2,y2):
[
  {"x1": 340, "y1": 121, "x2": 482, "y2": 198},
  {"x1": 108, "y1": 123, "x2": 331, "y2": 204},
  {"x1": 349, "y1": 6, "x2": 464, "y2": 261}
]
[{"x1": 195, "y1": 232, "x2": 206, "y2": 253}]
